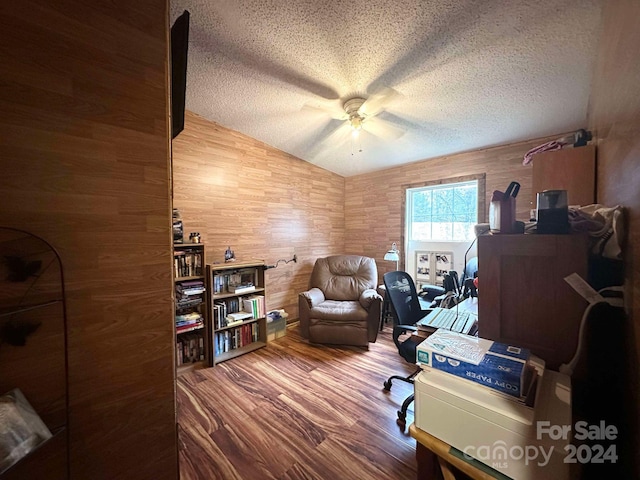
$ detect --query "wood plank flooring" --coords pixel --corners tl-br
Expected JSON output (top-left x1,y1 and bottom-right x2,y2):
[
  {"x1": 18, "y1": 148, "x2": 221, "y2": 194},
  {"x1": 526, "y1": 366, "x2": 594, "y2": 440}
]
[{"x1": 177, "y1": 324, "x2": 418, "y2": 480}]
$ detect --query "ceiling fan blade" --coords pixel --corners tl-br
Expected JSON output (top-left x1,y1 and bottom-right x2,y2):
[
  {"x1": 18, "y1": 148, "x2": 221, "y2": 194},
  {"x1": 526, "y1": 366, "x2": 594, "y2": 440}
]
[
  {"x1": 363, "y1": 117, "x2": 406, "y2": 141},
  {"x1": 308, "y1": 121, "x2": 352, "y2": 157},
  {"x1": 301, "y1": 102, "x2": 347, "y2": 120},
  {"x1": 359, "y1": 87, "x2": 401, "y2": 118}
]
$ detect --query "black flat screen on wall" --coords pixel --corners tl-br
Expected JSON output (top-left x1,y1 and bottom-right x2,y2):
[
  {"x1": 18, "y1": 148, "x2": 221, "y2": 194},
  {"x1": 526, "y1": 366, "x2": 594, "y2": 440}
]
[{"x1": 171, "y1": 10, "x2": 190, "y2": 139}]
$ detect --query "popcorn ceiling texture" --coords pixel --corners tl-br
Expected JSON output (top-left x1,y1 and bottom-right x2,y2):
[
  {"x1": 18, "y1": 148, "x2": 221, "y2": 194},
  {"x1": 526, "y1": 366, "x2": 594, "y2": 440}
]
[{"x1": 171, "y1": 0, "x2": 602, "y2": 177}]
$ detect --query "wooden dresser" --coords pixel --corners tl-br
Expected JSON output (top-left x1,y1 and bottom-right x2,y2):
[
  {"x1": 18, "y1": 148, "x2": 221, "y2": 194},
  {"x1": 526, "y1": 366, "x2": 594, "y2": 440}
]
[{"x1": 478, "y1": 233, "x2": 589, "y2": 370}]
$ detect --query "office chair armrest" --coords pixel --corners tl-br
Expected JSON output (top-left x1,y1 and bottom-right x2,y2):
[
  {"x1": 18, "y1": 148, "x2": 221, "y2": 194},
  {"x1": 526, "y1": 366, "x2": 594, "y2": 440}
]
[
  {"x1": 393, "y1": 324, "x2": 417, "y2": 334},
  {"x1": 299, "y1": 287, "x2": 325, "y2": 308},
  {"x1": 359, "y1": 288, "x2": 382, "y2": 309},
  {"x1": 392, "y1": 324, "x2": 418, "y2": 349}
]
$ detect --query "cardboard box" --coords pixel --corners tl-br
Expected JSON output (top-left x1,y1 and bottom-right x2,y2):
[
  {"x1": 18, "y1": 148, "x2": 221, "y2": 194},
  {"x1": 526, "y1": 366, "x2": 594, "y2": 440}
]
[
  {"x1": 267, "y1": 316, "x2": 286, "y2": 342},
  {"x1": 416, "y1": 330, "x2": 530, "y2": 397}
]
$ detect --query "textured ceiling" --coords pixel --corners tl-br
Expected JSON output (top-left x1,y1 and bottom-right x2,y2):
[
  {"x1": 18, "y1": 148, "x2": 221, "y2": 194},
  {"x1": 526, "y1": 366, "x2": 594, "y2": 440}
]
[{"x1": 170, "y1": 0, "x2": 603, "y2": 177}]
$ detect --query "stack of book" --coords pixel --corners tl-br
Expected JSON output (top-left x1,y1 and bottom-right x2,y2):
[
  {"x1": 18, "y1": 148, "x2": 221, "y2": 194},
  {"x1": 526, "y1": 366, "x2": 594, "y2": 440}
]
[
  {"x1": 175, "y1": 312, "x2": 204, "y2": 334},
  {"x1": 175, "y1": 280, "x2": 205, "y2": 309},
  {"x1": 416, "y1": 329, "x2": 541, "y2": 405},
  {"x1": 225, "y1": 311, "x2": 253, "y2": 326}
]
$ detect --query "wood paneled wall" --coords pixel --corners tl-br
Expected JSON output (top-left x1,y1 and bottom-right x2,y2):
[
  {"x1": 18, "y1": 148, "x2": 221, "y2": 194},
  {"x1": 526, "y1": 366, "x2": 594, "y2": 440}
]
[
  {"x1": 172, "y1": 112, "x2": 345, "y2": 319},
  {"x1": 589, "y1": 0, "x2": 640, "y2": 475},
  {"x1": 173, "y1": 113, "x2": 568, "y2": 318},
  {"x1": 344, "y1": 136, "x2": 560, "y2": 279},
  {"x1": 0, "y1": 1, "x2": 177, "y2": 479}
]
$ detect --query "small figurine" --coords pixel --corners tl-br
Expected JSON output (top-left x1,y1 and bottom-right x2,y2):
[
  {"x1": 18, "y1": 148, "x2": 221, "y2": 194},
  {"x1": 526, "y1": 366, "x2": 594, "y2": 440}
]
[{"x1": 224, "y1": 246, "x2": 236, "y2": 263}]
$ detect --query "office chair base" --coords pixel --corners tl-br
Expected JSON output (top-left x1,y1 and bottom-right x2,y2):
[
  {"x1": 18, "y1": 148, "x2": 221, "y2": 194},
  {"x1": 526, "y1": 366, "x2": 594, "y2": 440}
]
[
  {"x1": 397, "y1": 393, "x2": 414, "y2": 427},
  {"x1": 383, "y1": 368, "x2": 420, "y2": 391}
]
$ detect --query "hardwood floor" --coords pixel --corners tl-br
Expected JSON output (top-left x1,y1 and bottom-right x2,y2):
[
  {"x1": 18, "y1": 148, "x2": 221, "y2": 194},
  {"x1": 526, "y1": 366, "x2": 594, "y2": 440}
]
[{"x1": 177, "y1": 324, "x2": 418, "y2": 479}]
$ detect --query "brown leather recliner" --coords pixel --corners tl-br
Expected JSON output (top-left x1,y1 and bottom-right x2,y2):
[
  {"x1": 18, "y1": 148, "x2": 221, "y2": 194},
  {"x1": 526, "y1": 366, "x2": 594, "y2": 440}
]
[{"x1": 298, "y1": 255, "x2": 382, "y2": 346}]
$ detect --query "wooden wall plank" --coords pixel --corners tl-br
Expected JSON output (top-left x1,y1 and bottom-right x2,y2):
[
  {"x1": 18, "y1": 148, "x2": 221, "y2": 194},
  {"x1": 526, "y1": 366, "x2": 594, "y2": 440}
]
[
  {"x1": 0, "y1": 1, "x2": 177, "y2": 479},
  {"x1": 172, "y1": 112, "x2": 346, "y2": 320},
  {"x1": 173, "y1": 114, "x2": 572, "y2": 324},
  {"x1": 344, "y1": 135, "x2": 563, "y2": 279},
  {"x1": 588, "y1": 0, "x2": 640, "y2": 476}
]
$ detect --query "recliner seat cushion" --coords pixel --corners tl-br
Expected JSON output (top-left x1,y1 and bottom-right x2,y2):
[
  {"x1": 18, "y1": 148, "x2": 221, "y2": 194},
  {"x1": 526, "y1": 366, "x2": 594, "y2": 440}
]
[{"x1": 308, "y1": 300, "x2": 368, "y2": 322}]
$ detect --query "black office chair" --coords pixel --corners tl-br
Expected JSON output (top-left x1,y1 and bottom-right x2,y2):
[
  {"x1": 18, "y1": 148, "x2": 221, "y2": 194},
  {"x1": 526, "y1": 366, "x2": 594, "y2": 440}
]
[
  {"x1": 460, "y1": 256, "x2": 478, "y2": 299},
  {"x1": 382, "y1": 271, "x2": 431, "y2": 427}
]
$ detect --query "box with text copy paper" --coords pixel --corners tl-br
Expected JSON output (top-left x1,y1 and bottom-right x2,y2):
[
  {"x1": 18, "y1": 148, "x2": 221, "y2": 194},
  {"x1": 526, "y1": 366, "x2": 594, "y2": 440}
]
[{"x1": 416, "y1": 329, "x2": 530, "y2": 397}]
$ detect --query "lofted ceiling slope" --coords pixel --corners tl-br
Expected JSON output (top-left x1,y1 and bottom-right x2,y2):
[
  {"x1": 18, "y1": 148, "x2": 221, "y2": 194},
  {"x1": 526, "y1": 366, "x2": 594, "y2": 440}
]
[{"x1": 170, "y1": 0, "x2": 603, "y2": 177}]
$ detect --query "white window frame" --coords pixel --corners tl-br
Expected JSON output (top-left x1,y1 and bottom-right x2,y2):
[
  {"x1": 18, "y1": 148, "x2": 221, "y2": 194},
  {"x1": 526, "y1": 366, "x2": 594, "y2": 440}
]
[{"x1": 402, "y1": 174, "x2": 485, "y2": 287}]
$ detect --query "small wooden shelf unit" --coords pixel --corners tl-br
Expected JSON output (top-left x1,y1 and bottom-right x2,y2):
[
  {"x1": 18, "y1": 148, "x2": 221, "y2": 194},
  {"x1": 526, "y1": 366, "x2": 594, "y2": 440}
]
[
  {"x1": 174, "y1": 243, "x2": 209, "y2": 375},
  {"x1": 207, "y1": 260, "x2": 267, "y2": 365}
]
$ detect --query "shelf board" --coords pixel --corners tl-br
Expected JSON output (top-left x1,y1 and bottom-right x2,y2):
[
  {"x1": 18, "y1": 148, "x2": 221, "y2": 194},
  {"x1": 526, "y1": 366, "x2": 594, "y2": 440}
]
[
  {"x1": 214, "y1": 341, "x2": 266, "y2": 365},
  {"x1": 214, "y1": 317, "x2": 263, "y2": 333},
  {"x1": 177, "y1": 360, "x2": 208, "y2": 376},
  {"x1": 175, "y1": 275, "x2": 205, "y2": 282},
  {"x1": 212, "y1": 287, "x2": 265, "y2": 300},
  {"x1": 209, "y1": 260, "x2": 265, "y2": 271}
]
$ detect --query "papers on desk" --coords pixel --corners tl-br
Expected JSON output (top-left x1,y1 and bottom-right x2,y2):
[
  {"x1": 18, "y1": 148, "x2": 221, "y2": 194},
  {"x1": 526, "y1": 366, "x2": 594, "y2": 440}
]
[{"x1": 416, "y1": 307, "x2": 477, "y2": 335}]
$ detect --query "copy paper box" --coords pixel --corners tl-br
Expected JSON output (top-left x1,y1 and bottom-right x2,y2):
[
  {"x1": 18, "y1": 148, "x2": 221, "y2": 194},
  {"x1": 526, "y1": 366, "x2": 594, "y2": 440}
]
[{"x1": 416, "y1": 329, "x2": 530, "y2": 397}]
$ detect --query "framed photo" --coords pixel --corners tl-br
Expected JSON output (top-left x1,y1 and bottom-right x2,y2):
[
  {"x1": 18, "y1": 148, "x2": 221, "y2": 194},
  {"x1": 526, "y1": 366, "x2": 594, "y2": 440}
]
[
  {"x1": 416, "y1": 253, "x2": 430, "y2": 281},
  {"x1": 415, "y1": 251, "x2": 453, "y2": 286}
]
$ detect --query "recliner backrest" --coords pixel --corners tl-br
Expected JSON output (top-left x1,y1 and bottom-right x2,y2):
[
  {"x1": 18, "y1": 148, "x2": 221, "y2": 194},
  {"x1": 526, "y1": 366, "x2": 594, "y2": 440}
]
[
  {"x1": 309, "y1": 255, "x2": 377, "y2": 301},
  {"x1": 383, "y1": 271, "x2": 423, "y2": 326}
]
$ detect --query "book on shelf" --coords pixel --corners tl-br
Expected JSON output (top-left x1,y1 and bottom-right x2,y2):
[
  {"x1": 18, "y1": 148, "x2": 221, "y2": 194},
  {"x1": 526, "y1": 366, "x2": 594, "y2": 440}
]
[
  {"x1": 213, "y1": 322, "x2": 260, "y2": 355},
  {"x1": 212, "y1": 267, "x2": 258, "y2": 294},
  {"x1": 175, "y1": 281, "x2": 205, "y2": 308},
  {"x1": 232, "y1": 284, "x2": 255, "y2": 294},
  {"x1": 226, "y1": 311, "x2": 253, "y2": 322},
  {"x1": 176, "y1": 298, "x2": 203, "y2": 309},
  {"x1": 177, "y1": 332, "x2": 205, "y2": 364},
  {"x1": 176, "y1": 321, "x2": 204, "y2": 334},
  {"x1": 242, "y1": 295, "x2": 265, "y2": 319},
  {"x1": 173, "y1": 248, "x2": 203, "y2": 277},
  {"x1": 176, "y1": 312, "x2": 202, "y2": 325}
]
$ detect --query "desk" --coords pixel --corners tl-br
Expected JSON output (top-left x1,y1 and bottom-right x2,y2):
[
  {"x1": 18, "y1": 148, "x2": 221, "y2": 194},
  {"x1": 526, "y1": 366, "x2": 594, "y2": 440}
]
[{"x1": 409, "y1": 424, "x2": 508, "y2": 480}]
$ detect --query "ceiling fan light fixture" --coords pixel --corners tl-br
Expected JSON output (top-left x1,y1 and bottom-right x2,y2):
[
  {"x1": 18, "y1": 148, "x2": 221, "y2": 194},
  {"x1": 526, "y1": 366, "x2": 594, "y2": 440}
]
[{"x1": 349, "y1": 115, "x2": 363, "y2": 131}]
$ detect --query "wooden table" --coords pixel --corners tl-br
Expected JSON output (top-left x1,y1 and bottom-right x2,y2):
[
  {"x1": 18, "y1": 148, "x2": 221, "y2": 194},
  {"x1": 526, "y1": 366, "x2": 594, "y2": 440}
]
[{"x1": 409, "y1": 424, "x2": 509, "y2": 480}]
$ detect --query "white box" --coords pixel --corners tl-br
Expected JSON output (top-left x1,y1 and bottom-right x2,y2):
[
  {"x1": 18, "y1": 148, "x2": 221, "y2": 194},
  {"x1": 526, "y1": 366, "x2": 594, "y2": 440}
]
[
  {"x1": 416, "y1": 330, "x2": 530, "y2": 398},
  {"x1": 414, "y1": 366, "x2": 572, "y2": 480}
]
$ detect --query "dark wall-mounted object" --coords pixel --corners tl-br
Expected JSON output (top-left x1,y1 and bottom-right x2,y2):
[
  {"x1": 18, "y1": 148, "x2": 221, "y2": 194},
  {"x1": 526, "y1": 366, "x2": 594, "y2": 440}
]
[{"x1": 171, "y1": 10, "x2": 190, "y2": 139}]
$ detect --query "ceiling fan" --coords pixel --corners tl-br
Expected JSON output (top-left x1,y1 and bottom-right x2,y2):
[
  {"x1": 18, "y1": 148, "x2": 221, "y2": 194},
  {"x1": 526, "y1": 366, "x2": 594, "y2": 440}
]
[{"x1": 303, "y1": 87, "x2": 406, "y2": 154}]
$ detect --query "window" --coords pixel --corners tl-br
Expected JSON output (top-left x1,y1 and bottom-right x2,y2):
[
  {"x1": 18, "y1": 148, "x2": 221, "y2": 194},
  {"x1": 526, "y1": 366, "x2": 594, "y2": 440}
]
[{"x1": 407, "y1": 180, "x2": 478, "y2": 242}]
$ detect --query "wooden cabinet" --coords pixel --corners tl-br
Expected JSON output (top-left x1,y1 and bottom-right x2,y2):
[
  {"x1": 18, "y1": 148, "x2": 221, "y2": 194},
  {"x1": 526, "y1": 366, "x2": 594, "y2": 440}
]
[
  {"x1": 531, "y1": 145, "x2": 596, "y2": 206},
  {"x1": 478, "y1": 233, "x2": 589, "y2": 370},
  {"x1": 207, "y1": 261, "x2": 267, "y2": 365},
  {"x1": 174, "y1": 243, "x2": 210, "y2": 375}
]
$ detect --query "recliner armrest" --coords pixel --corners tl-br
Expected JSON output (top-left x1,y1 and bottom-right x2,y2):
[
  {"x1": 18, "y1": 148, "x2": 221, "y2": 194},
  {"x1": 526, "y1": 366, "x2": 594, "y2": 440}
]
[
  {"x1": 299, "y1": 287, "x2": 325, "y2": 308},
  {"x1": 359, "y1": 288, "x2": 382, "y2": 309}
]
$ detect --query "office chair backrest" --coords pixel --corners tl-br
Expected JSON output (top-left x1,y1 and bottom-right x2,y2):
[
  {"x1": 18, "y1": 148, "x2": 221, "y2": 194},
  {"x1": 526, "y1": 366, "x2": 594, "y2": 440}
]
[{"x1": 383, "y1": 271, "x2": 424, "y2": 326}]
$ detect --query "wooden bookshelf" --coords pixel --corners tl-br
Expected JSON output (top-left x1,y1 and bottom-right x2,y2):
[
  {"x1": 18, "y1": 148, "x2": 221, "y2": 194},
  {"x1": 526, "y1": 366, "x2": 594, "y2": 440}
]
[
  {"x1": 207, "y1": 260, "x2": 267, "y2": 365},
  {"x1": 174, "y1": 243, "x2": 210, "y2": 374}
]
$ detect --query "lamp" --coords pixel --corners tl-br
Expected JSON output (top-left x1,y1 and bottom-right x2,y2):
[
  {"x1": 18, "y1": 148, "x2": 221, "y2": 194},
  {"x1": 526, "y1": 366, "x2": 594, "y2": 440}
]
[{"x1": 383, "y1": 242, "x2": 400, "y2": 271}]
